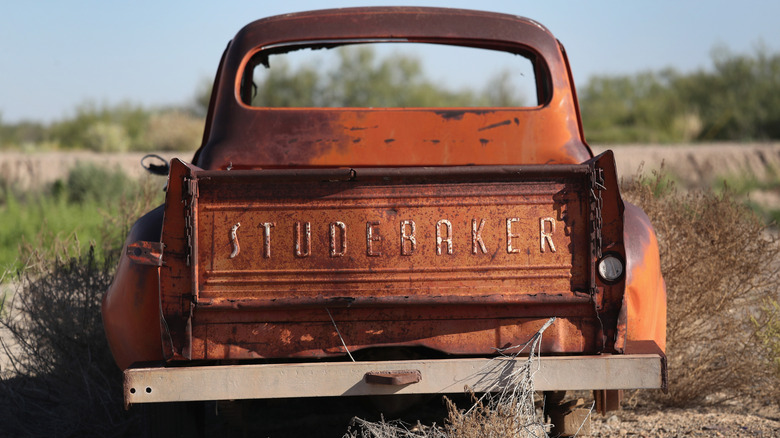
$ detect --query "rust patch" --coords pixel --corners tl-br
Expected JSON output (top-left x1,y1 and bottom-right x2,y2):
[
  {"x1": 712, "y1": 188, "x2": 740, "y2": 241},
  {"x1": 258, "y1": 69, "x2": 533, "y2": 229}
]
[{"x1": 478, "y1": 119, "x2": 512, "y2": 131}]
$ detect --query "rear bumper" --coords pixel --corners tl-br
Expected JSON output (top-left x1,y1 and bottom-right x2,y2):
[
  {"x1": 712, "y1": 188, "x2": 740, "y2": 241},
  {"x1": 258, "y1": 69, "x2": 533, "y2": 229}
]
[{"x1": 124, "y1": 349, "x2": 666, "y2": 407}]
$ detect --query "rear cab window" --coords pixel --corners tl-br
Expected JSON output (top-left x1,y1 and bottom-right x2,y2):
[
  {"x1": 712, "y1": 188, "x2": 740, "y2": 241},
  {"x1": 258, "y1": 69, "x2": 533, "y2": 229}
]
[{"x1": 239, "y1": 41, "x2": 549, "y2": 109}]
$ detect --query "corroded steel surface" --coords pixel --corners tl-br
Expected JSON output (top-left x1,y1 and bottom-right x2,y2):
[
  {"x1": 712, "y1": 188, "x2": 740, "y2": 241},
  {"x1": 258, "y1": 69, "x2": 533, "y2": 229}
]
[
  {"x1": 102, "y1": 7, "x2": 666, "y2": 377},
  {"x1": 194, "y1": 165, "x2": 590, "y2": 305},
  {"x1": 193, "y1": 7, "x2": 592, "y2": 171},
  {"x1": 158, "y1": 153, "x2": 625, "y2": 361},
  {"x1": 102, "y1": 206, "x2": 165, "y2": 370},
  {"x1": 621, "y1": 203, "x2": 668, "y2": 351}
]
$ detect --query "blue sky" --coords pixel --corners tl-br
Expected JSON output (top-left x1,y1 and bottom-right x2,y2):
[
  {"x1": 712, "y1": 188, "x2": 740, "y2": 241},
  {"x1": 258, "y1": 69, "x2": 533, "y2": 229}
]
[{"x1": 1, "y1": 1, "x2": 777, "y2": 123}]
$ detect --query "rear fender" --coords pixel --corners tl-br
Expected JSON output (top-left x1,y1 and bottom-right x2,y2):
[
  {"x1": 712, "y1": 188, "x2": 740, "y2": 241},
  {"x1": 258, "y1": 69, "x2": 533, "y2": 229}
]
[
  {"x1": 102, "y1": 205, "x2": 165, "y2": 370},
  {"x1": 616, "y1": 202, "x2": 667, "y2": 352}
]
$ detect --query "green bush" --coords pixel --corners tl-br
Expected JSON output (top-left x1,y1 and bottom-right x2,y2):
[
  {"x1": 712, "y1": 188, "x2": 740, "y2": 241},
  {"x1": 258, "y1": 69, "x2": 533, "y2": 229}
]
[
  {"x1": 82, "y1": 121, "x2": 131, "y2": 152},
  {"x1": 49, "y1": 101, "x2": 149, "y2": 151},
  {"x1": 0, "y1": 190, "x2": 107, "y2": 273},
  {"x1": 0, "y1": 164, "x2": 163, "y2": 273}
]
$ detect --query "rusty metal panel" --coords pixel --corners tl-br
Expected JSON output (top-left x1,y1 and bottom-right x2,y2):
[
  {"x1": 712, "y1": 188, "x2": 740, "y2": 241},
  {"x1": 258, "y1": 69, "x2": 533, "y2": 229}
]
[
  {"x1": 158, "y1": 156, "x2": 626, "y2": 361},
  {"x1": 192, "y1": 165, "x2": 591, "y2": 308},
  {"x1": 124, "y1": 352, "x2": 666, "y2": 405},
  {"x1": 194, "y1": 7, "x2": 593, "y2": 171},
  {"x1": 159, "y1": 159, "x2": 200, "y2": 360},
  {"x1": 364, "y1": 369, "x2": 422, "y2": 385},
  {"x1": 126, "y1": 241, "x2": 163, "y2": 266},
  {"x1": 194, "y1": 316, "x2": 596, "y2": 360}
]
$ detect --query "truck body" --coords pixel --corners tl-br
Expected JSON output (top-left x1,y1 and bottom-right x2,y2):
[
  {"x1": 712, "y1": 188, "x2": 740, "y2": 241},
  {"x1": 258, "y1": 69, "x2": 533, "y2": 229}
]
[{"x1": 103, "y1": 7, "x2": 667, "y2": 410}]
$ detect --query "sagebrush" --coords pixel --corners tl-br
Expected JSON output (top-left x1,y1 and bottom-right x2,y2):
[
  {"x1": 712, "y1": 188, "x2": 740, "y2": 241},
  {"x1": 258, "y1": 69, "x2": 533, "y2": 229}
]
[
  {"x1": 346, "y1": 320, "x2": 555, "y2": 438},
  {"x1": 622, "y1": 169, "x2": 780, "y2": 406},
  {"x1": 0, "y1": 167, "x2": 162, "y2": 436},
  {"x1": 0, "y1": 245, "x2": 140, "y2": 436}
]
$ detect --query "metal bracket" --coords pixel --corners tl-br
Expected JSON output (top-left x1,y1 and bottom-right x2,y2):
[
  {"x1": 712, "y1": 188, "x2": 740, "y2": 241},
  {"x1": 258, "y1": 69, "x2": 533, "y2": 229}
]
[
  {"x1": 127, "y1": 241, "x2": 164, "y2": 266},
  {"x1": 365, "y1": 369, "x2": 422, "y2": 385}
]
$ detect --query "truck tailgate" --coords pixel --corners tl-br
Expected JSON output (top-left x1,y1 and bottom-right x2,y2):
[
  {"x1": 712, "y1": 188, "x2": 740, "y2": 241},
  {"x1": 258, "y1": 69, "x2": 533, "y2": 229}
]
[{"x1": 158, "y1": 158, "x2": 622, "y2": 361}]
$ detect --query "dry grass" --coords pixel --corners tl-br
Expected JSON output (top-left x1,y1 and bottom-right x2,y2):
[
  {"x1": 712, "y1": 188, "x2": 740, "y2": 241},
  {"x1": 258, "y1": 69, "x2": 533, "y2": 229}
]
[
  {"x1": 0, "y1": 175, "x2": 161, "y2": 436},
  {"x1": 622, "y1": 168, "x2": 780, "y2": 406},
  {"x1": 144, "y1": 110, "x2": 204, "y2": 152},
  {"x1": 96, "y1": 173, "x2": 164, "y2": 256},
  {"x1": 0, "y1": 244, "x2": 141, "y2": 436},
  {"x1": 346, "y1": 320, "x2": 555, "y2": 438}
]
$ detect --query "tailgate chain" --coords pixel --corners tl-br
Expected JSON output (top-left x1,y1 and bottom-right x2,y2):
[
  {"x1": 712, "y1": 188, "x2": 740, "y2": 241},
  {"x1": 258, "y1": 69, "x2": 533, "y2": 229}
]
[
  {"x1": 589, "y1": 165, "x2": 606, "y2": 350},
  {"x1": 590, "y1": 166, "x2": 605, "y2": 260},
  {"x1": 184, "y1": 176, "x2": 198, "y2": 267}
]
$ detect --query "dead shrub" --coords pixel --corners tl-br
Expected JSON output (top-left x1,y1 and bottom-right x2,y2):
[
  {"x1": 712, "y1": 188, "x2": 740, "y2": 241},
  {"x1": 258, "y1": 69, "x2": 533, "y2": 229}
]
[
  {"x1": 622, "y1": 169, "x2": 780, "y2": 406},
  {"x1": 752, "y1": 297, "x2": 780, "y2": 405},
  {"x1": 0, "y1": 167, "x2": 161, "y2": 436},
  {"x1": 0, "y1": 244, "x2": 140, "y2": 436},
  {"x1": 346, "y1": 320, "x2": 554, "y2": 438}
]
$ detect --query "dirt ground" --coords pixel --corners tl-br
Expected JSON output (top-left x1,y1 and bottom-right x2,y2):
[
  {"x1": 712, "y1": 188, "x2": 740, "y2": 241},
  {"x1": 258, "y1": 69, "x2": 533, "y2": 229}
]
[{"x1": 590, "y1": 404, "x2": 780, "y2": 437}]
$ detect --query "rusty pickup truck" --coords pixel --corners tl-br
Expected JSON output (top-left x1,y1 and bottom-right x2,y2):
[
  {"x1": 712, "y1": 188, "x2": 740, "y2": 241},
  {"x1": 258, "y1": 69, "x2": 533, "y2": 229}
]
[{"x1": 103, "y1": 7, "x2": 667, "y2": 416}]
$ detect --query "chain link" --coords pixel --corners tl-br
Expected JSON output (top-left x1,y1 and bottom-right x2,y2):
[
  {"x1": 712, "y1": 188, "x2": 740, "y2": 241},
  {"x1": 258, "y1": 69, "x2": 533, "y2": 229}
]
[
  {"x1": 590, "y1": 167, "x2": 605, "y2": 260},
  {"x1": 183, "y1": 177, "x2": 197, "y2": 267}
]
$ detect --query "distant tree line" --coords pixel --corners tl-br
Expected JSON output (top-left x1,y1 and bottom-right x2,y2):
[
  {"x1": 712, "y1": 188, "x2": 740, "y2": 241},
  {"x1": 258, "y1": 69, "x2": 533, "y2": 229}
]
[
  {"x1": 245, "y1": 46, "x2": 524, "y2": 108},
  {"x1": 0, "y1": 103, "x2": 204, "y2": 153},
  {"x1": 1, "y1": 45, "x2": 778, "y2": 151},
  {"x1": 579, "y1": 46, "x2": 780, "y2": 143}
]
